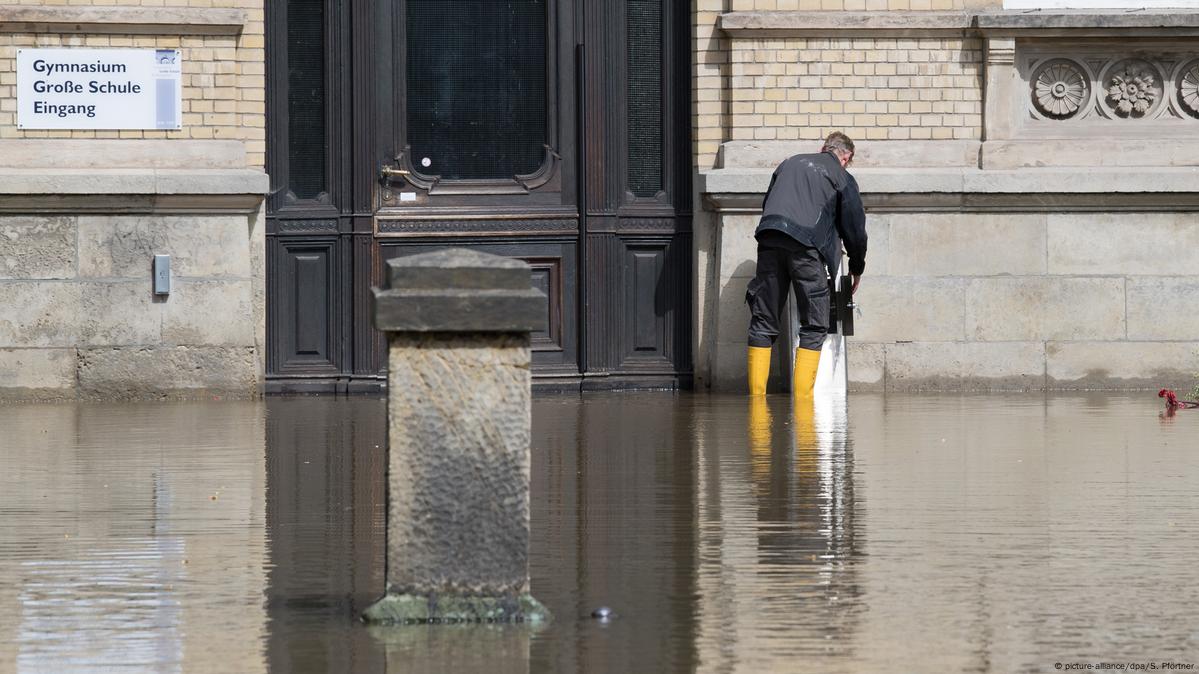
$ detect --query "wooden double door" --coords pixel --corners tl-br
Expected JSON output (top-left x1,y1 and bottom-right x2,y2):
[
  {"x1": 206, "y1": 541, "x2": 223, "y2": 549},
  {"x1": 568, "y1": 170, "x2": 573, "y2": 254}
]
[{"x1": 265, "y1": 0, "x2": 692, "y2": 393}]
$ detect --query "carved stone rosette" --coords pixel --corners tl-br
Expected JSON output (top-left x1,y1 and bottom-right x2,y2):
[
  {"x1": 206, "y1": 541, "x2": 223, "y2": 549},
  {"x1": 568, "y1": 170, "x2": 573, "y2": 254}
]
[
  {"x1": 1032, "y1": 59, "x2": 1090, "y2": 119},
  {"x1": 1103, "y1": 59, "x2": 1163, "y2": 119},
  {"x1": 1179, "y1": 59, "x2": 1199, "y2": 119}
]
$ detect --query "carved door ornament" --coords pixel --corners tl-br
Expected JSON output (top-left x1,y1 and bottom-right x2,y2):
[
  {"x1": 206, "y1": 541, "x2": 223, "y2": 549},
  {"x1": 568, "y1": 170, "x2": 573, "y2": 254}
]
[{"x1": 382, "y1": 146, "x2": 563, "y2": 196}]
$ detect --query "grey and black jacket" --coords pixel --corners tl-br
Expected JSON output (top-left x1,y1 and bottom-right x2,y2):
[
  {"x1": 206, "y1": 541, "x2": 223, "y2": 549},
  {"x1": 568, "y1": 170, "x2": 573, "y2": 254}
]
[{"x1": 754, "y1": 150, "x2": 867, "y2": 279}]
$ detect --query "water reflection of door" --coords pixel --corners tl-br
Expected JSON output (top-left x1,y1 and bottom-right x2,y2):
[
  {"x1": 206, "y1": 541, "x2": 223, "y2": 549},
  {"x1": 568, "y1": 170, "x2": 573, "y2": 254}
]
[
  {"x1": 264, "y1": 399, "x2": 386, "y2": 674},
  {"x1": 266, "y1": 0, "x2": 693, "y2": 392}
]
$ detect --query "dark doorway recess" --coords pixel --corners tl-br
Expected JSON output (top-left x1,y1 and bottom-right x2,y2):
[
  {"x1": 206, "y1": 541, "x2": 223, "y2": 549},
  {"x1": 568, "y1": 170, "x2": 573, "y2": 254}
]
[{"x1": 265, "y1": 0, "x2": 692, "y2": 393}]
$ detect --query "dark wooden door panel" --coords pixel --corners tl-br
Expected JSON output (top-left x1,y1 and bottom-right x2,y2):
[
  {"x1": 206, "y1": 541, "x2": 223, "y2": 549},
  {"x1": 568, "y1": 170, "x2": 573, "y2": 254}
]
[
  {"x1": 377, "y1": 240, "x2": 578, "y2": 374},
  {"x1": 270, "y1": 238, "x2": 343, "y2": 375},
  {"x1": 293, "y1": 253, "x2": 328, "y2": 356},
  {"x1": 628, "y1": 246, "x2": 665, "y2": 354},
  {"x1": 527, "y1": 257, "x2": 565, "y2": 353},
  {"x1": 615, "y1": 234, "x2": 689, "y2": 373}
]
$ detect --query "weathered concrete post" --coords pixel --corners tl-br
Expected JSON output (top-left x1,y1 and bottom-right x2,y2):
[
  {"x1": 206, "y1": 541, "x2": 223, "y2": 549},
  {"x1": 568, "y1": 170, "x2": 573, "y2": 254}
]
[{"x1": 364, "y1": 248, "x2": 550, "y2": 625}]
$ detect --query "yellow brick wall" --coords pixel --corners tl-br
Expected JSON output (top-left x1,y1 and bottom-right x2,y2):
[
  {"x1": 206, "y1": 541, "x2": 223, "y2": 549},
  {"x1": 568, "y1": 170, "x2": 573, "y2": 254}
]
[
  {"x1": 0, "y1": 3, "x2": 264, "y2": 167},
  {"x1": 694, "y1": 0, "x2": 728, "y2": 170},
  {"x1": 8, "y1": 0, "x2": 233, "y2": 5},
  {"x1": 729, "y1": 37, "x2": 983, "y2": 143},
  {"x1": 694, "y1": 4, "x2": 997, "y2": 170},
  {"x1": 731, "y1": 0, "x2": 967, "y2": 8}
]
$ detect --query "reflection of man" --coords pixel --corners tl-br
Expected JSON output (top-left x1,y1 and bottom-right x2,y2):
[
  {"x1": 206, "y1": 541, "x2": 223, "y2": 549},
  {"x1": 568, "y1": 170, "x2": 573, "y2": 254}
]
[{"x1": 746, "y1": 131, "x2": 868, "y2": 397}]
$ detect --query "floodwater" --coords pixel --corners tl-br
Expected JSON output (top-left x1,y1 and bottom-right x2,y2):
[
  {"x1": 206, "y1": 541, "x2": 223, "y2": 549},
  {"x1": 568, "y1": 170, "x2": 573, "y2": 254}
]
[{"x1": 0, "y1": 392, "x2": 1196, "y2": 673}]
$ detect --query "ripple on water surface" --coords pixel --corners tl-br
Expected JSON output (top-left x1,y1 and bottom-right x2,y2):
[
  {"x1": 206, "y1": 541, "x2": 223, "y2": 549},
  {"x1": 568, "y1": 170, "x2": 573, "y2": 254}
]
[{"x1": 0, "y1": 393, "x2": 1195, "y2": 673}]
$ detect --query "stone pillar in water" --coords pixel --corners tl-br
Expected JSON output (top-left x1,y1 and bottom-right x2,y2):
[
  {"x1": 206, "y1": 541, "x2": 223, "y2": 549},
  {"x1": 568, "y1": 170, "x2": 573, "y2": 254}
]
[{"x1": 364, "y1": 248, "x2": 550, "y2": 625}]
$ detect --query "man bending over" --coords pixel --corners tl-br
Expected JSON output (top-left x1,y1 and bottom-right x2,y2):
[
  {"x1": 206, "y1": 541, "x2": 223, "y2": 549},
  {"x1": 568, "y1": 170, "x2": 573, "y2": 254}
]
[{"x1": 745, "y1": 131, "x2": 868, "y2": 396}]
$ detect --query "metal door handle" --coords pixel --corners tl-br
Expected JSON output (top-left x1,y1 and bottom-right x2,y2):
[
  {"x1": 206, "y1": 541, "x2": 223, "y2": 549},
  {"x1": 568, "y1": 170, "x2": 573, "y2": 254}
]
[{"x1": 380, "y1": 165, "x2": 410, "y2": 180}]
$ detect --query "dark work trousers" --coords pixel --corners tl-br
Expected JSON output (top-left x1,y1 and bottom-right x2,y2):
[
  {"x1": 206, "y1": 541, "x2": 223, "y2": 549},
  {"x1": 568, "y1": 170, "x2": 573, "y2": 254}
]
[{"x1": 745, "y1": 239, "x2": 830, "y2": 351}]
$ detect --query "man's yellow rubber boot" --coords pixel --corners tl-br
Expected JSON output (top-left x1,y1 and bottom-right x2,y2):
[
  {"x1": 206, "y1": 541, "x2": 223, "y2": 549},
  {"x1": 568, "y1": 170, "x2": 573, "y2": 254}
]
[
  {"x1": 792, "y1": 347, "x2": 821, "y2": 398},
  {"x1": 748, "y1": 346, "x2": 772, "y2": 396}
]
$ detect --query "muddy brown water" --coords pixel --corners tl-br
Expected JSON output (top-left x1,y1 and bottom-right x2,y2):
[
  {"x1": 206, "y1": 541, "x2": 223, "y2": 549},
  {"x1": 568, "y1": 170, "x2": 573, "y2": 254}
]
[{"x1": 0, "y1": 393, "x2": 1195, "y2": 673}]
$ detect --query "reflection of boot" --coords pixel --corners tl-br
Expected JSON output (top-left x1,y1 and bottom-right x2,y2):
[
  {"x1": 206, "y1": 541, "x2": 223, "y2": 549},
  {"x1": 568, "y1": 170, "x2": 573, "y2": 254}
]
[
  {"x1": 792, "y1": 347, "x2": 821, "y2": 398},
  {"x1": 749, "y1": 396, "x2": 773, "y2": 497},
  {"x1": 748, "y1": 395, "x2": 773, "y2": 466},
  {"x1": 793, "y1": 393, "x2": 817, "y2": 476},
  {"x1": 748, "y1": 346, "x2": 772, "y2": 396}
]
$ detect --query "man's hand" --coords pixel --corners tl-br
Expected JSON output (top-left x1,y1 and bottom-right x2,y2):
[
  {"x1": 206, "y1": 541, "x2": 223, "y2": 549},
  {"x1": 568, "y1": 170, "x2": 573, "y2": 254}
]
[{"x1": 851, "y1": 274, "x2": 861, "y2": 295}]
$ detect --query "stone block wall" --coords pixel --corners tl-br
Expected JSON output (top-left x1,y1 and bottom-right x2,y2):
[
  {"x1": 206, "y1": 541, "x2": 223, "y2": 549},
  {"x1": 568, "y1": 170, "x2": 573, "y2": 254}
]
[
  {"x1": 705, "y1": 198, "x2": 1199, "y2": 392},
  {"x1": 0, "y1": 212, "x2": 264, "y2": 400},
  {"x1": 849, "y1": 212, "x2": 1199, "y2": 390}
]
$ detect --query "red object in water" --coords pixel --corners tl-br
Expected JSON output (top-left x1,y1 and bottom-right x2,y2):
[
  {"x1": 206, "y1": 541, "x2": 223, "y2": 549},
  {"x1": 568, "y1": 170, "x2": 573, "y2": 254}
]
[{"x1": 1158, "y1": 389, "x2": 1199, "y2": 410}]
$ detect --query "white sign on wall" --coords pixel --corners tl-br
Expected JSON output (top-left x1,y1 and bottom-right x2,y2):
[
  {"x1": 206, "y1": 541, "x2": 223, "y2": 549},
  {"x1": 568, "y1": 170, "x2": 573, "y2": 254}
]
[{"x1": 17, "y1": 48, "x2": 183, "y2": 130}]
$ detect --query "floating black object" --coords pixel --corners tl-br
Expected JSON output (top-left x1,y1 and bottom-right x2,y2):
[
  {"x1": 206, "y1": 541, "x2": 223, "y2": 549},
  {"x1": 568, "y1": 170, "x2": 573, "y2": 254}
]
[{"x1": 590, "y1": 607, "x2": 614, "y2": 619}]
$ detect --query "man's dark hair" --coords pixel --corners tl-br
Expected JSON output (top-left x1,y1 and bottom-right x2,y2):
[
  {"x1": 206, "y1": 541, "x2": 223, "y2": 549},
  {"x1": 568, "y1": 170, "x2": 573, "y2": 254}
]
[{"x1": 821, "y1": 131, "x2": 855, "y2": 165}]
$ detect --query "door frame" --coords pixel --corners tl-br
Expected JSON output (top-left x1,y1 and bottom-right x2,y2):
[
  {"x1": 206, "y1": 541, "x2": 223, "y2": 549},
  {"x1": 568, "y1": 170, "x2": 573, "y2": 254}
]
[{"x1": 264, "y1": 0, "x2": 694, "y2": 393}]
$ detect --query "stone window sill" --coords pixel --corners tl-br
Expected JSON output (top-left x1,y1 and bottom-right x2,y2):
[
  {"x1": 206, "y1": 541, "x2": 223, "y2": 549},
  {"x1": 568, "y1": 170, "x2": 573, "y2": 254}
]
[
  {"x1": 978, "y1": 9, "x2": 1199, "y2": 36},
  {"x1": 0, "y1": 6, "x2": 247, "y2": 36},
  {"x1": 718, "y1": 11, "x2": 973, "y2": 37},
  {"x1": 699, "y1": 166, "x2": 1199, "y2": 212},
  {"x1": 0, "y1": 168, "x2": 268, "y2": 214},
  {"x1": 718, "y1": 10, "x2": 1199, "y2": 37}
]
